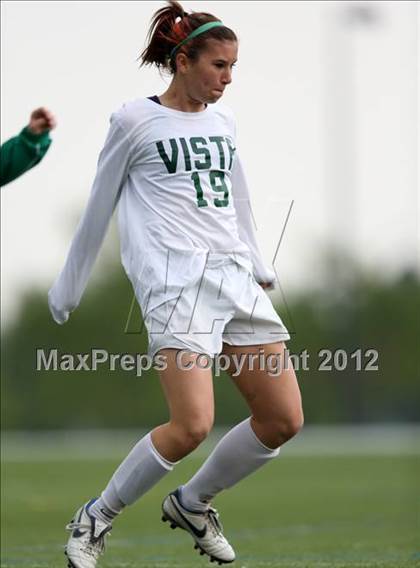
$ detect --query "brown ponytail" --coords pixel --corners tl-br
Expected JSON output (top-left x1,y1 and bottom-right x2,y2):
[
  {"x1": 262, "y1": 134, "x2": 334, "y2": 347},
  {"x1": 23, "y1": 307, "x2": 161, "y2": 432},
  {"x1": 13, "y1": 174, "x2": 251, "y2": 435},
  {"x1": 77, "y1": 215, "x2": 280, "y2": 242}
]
[{"x1": 138, "y1": 0, "x2": 237, "y2": 74}]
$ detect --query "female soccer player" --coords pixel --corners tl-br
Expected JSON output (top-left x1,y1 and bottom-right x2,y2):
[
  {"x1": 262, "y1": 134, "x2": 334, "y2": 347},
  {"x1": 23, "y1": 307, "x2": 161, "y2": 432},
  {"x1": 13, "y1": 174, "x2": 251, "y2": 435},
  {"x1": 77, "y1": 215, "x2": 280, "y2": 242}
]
[{"x1": 49, "y1": 2, "x2": 304, "y2": 566}]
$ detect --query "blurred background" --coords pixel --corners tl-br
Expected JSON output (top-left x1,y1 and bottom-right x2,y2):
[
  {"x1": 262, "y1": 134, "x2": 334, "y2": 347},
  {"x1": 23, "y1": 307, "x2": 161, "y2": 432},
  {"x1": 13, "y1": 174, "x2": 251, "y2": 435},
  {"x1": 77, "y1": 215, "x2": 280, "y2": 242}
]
[{"x1": 1, "y1": 2, "x2": 419, "y2": 566}]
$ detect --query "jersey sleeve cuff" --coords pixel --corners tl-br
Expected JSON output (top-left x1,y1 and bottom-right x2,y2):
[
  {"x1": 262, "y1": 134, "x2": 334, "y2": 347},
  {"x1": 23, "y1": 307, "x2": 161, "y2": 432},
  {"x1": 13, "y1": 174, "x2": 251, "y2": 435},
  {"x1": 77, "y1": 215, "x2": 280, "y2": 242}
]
[
  {"x1": 20, "y1": 126, "x2": 52, "y2": 148},
  {"x1": 48, "y1": 291, "x2": 70, "y2": 325}
]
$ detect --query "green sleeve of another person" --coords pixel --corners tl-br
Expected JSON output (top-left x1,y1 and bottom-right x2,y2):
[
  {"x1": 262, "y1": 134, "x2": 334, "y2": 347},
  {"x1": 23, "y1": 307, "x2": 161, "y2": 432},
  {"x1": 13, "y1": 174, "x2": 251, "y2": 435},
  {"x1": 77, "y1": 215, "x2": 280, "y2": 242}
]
[{"x1": 0, "y1": 126, "x2": 52, "y2": 187}]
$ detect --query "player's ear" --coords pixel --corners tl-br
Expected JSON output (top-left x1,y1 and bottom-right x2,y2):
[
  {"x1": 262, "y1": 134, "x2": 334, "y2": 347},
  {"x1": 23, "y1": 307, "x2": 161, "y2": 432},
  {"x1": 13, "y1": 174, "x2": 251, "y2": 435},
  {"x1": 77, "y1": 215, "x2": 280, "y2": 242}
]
[{"x1": 176, "y1": 52, "x2": 190, "y2": 74}]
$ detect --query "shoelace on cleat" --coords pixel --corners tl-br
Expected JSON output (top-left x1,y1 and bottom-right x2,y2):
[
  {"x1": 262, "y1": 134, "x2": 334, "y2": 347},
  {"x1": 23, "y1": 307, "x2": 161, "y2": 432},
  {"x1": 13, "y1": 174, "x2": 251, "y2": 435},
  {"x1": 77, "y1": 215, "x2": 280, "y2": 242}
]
[
  {"x1": 205, "y1": 507, "x2": 224, "y2": 539},
  {"x1": 65, "y1": 520, "x2": 111, "y2": 557}
]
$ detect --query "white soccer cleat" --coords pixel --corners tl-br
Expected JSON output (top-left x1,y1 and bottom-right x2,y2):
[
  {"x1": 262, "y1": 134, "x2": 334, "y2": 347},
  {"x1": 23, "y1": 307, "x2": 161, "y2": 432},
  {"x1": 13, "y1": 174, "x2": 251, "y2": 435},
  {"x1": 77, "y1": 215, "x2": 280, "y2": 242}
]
[
  {"x1": 64, "y1": 498, "x2": 112, "y2": 568},
  {"x1": 162, "y1": 489, "x2": 236, "y2": 564}
]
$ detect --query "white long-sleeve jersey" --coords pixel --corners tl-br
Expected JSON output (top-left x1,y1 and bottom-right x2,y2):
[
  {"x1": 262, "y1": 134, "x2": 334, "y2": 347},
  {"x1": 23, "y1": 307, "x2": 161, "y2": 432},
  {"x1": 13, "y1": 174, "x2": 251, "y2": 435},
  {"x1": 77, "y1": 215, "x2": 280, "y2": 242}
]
[{"x1": 48, "y1": 98, "x2": 276, "y2": 324}]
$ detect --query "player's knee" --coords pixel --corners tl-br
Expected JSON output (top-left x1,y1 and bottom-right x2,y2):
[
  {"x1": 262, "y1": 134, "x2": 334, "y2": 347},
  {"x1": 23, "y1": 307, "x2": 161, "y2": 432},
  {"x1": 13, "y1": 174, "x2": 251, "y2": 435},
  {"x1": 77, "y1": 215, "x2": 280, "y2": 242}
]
[
  {"x1": 177, "y1": 420, "x2": 213, "y2": 452},
  {"x1": 265, "y1": 410, "x2": 303, "y2": 445},
  {"x1": 182, "y1": 425, "x2": 211, "y2": 450},
  {"x1": 278, "y1": 411, "x2": 304, "y2": 442}
]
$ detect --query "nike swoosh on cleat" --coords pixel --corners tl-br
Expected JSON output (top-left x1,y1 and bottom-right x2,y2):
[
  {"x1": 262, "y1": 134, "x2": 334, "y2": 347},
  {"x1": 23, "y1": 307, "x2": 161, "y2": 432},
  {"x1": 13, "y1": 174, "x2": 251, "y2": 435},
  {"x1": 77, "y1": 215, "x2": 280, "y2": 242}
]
[
  {"x1": 100, "y1": 507, "x2": 114, "y2": 521},
  {"x1": 72, "y1": 529, "x2": 87, "y2": 538},
  {"x1": 170, "y1": 497, "x2": 207, "y2": 539}
]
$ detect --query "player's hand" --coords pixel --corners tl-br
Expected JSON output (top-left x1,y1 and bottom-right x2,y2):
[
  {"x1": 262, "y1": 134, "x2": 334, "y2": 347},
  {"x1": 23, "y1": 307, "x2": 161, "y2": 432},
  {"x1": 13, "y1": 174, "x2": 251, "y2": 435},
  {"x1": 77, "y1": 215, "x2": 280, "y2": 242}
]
[{"x1": 28, "y1": 107, "x2": 57, "y2": 135}]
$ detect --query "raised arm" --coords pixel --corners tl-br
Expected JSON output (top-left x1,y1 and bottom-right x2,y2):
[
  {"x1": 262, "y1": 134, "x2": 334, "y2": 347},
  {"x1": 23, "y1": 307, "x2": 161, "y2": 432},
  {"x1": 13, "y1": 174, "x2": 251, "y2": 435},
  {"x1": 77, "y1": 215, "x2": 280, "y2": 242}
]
[
  {"x1": 0, "y1": 107, "x2": 56, "y2": 187},
  {"x1": 48, "y1": 113, "x2": 133, "y2": 324},
  {"x1": 230, "y1": 153, "x2": 276, "y2": 289}
]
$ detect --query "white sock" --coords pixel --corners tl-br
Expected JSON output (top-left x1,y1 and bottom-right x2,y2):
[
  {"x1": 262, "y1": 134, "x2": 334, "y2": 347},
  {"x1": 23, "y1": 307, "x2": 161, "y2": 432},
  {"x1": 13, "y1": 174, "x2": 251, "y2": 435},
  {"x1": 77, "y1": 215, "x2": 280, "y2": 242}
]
[
  {"x1": 90, "y1": 432, "x2": 178, "y2": 524},
  {"x1": 89, "y1": 490, "x2": 124, "y2": 525},
  {"x1": 180, "y1": 417, "x2": 280, "y2": 511}
]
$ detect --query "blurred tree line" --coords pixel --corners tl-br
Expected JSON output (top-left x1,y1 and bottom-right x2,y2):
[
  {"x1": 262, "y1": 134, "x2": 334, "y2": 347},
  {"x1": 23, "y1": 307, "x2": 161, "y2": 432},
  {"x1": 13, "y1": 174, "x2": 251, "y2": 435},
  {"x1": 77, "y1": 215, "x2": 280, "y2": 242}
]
[{"x1": 1, "y1": 256, "x2": 419, "y2": 430}]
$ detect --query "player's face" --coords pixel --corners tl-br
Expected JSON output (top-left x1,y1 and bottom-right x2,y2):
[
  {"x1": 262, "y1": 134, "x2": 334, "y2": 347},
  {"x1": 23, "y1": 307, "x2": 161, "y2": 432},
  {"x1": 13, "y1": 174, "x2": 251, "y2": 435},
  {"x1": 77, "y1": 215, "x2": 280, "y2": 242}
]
[{"x1": 184, "y1": 39, "x2": 238, "y2": 104}]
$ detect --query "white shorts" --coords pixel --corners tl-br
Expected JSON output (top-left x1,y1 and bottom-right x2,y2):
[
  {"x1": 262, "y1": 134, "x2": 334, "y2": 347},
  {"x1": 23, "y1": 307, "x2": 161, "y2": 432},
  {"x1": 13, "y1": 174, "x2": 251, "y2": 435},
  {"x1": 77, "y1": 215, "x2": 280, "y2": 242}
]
[{"x1": 144, "y1": 254, "x2": 290, "y2": 359}]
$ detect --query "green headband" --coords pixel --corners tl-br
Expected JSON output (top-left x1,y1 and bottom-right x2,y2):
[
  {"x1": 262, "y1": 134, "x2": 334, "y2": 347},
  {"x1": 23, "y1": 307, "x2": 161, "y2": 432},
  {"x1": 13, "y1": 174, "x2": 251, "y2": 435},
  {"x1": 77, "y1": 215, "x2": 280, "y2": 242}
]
[{"x1": 169, "y1": 21, "x2": 225, "y2": 60}]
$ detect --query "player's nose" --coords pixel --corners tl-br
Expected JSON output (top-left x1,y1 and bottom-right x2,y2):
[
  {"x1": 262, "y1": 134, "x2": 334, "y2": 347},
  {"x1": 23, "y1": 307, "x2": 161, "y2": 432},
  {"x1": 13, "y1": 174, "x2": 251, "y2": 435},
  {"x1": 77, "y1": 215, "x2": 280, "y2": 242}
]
[{"x1": 222, "y1": 68, "x2": 232, "y2": 85}]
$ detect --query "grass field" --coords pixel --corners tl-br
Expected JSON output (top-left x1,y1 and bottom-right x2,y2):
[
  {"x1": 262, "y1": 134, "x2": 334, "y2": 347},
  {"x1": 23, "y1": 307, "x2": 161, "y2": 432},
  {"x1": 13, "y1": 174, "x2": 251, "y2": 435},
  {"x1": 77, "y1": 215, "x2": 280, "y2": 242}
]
[{"x1": 1, "y1": 430, "x2": 420, "y2": 568}]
